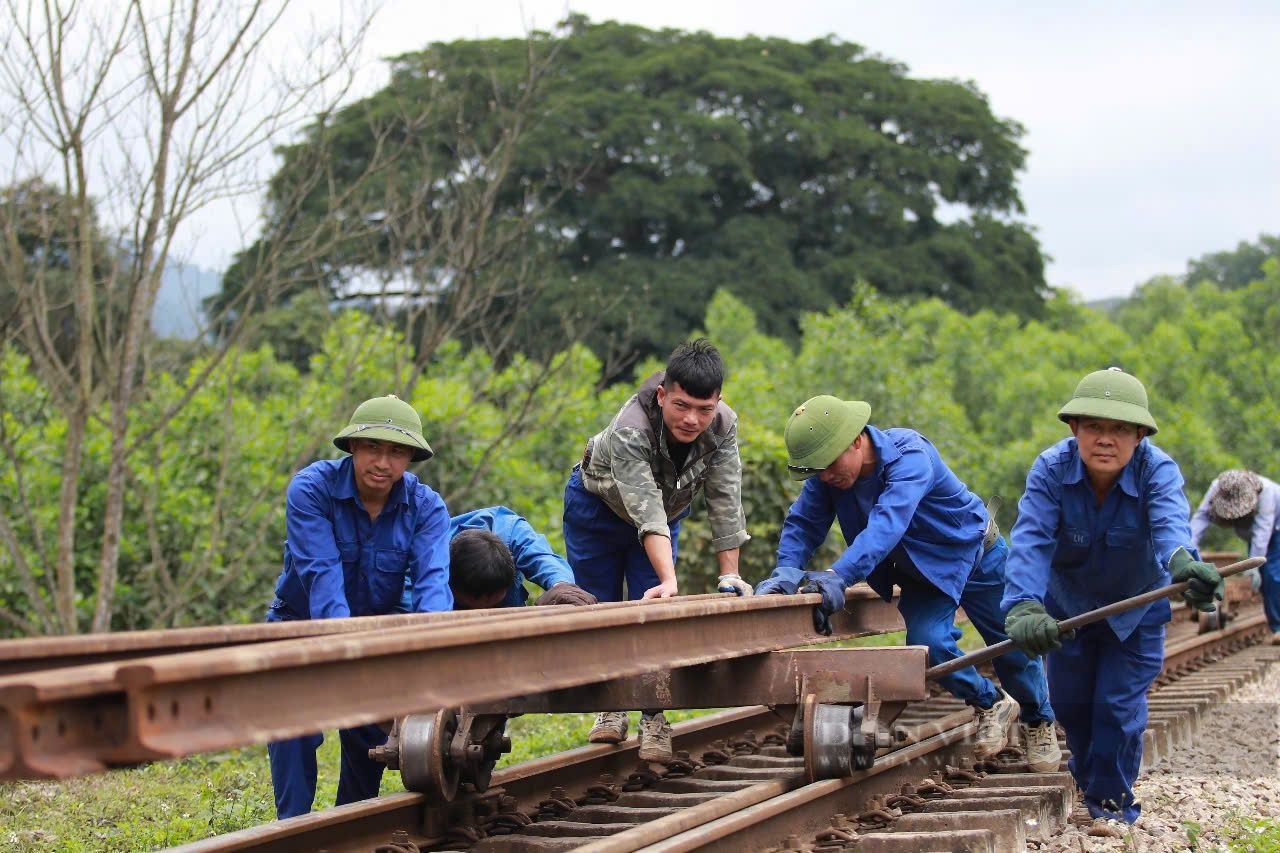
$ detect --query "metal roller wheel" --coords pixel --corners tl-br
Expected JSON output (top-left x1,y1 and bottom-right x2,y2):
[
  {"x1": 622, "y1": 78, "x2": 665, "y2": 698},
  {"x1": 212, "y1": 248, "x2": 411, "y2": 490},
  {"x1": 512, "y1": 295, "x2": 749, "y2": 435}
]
[
  {"x1": 398, "y1": 709, "x2": 460, "y2": 801},
  {"x1": 803, "y1": 696, "x2": 855, "y2": 782}
]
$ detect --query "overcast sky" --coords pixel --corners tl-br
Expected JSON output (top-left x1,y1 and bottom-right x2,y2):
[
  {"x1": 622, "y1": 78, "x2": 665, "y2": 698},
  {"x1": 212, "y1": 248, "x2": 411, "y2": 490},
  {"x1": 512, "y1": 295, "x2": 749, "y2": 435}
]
[{"x1": 197, "y1": 0, "x2": 1278, "y2": 302}]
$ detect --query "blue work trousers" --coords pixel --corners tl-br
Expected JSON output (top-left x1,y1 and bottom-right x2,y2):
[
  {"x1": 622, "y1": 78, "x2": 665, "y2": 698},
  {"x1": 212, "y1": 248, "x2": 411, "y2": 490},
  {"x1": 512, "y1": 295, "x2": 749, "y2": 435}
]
[
  {"x1": 1047, "y1": 606, "x2": 1166, "y2": 824},
  {"x1": 896, "y1": 537, "x2": 1053, "y2": 723},
  {"x1": 264, "y1": 609, "x2": 390, "y2": 819},
  {"x1": 562, "y1": 467, "x2": 684, "y2": 602},
  {"x1": 1262, "y1": 528, "x2": 1280, "y2": 633}
]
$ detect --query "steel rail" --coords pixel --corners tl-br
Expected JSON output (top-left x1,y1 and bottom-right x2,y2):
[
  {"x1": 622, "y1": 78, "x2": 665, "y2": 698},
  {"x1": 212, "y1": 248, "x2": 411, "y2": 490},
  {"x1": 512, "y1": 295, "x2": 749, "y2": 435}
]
[
  {"x1": 591, "y1": 720, "x2": 980, "y2": 853},
  {"x1": 0, "y1": 588, "x2": 903, "y2": 780},
  {"x1": 0, "y1": 595, "x2": 738, "y2": 676},
  {"x1": 165, "y1": 706, "x2": 786, "y2": 853},
  {"x1": 167, "y1": 601, "x2": 1272, "y2": 853}
]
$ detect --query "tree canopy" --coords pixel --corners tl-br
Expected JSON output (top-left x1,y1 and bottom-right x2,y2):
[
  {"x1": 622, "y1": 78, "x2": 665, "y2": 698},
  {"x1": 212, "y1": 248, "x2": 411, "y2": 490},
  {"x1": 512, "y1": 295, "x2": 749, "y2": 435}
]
[
  {"x1": 214, "y1": 16, "x2": 1049, "y2": 375},
  {"x1": 1185, "y1": 233, "x2": 1279, "y2": 290}
]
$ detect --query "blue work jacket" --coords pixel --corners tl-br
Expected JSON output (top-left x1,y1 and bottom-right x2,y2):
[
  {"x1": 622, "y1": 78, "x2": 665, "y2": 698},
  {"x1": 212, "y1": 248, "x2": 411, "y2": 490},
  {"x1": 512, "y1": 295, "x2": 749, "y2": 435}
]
[
  {"x1": 269, "y1": 457, "x2": 453, "y2": 620},
  {"x1": 440, "y1": 506, "x2": 576, "y2": 607},
  {"x1": 1002, "y1": 437, "x2": 1193, "y2": 640},
  {"x1": 773, "y1": 426, "x2": 987, "y2": 604}
]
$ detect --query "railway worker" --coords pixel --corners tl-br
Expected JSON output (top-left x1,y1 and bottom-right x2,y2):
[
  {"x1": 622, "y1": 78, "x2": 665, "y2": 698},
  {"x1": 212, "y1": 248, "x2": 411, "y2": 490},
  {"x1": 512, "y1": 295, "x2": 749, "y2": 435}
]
[
  {"x1": 265, "y1": 394, "x2": 453, "y2": 820},
  {"x1": 1001, "y1": 367, "x2": 1223, "y2": 828},
  {"x1": 399, "y1": 506, "x2": 599, "y2": 610},
  {"x1": 1191, "y1": 469, "x2": 1280, "y2": 644},
  {"x1": 563, "y1": 338, "x2": 750, "y2": 762},
  {"x1": 753, "y1": 395, "x2": 1061, "y2": 771}
]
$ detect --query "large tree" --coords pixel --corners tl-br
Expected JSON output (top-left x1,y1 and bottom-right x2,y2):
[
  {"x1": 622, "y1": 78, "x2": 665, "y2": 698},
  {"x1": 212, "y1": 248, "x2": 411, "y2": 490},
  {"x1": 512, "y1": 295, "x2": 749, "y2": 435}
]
[
  {"x1": 221, "y1": 16, "x2": 1048, "y2": 375},
  {"x1": 1185, "y1": 233, "x2": 1279, "y2": 290}
]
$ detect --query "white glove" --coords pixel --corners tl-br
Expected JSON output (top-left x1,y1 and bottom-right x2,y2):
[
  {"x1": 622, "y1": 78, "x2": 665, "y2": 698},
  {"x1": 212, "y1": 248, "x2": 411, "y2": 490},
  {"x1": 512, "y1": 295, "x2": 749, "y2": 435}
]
[
  {"x1": 1246, "y1": 568, "x2": 1262, "y2": 592},
  {"x1": 717, "y1": 573, "x2": 754, "y2": 597}
]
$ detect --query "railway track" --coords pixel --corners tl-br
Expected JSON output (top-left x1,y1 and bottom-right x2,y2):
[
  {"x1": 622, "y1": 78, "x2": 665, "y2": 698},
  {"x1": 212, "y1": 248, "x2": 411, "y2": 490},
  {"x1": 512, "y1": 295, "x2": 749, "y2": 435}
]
[{"x1": 157, "y1": 580, "x2": 1272, "y2": 852}]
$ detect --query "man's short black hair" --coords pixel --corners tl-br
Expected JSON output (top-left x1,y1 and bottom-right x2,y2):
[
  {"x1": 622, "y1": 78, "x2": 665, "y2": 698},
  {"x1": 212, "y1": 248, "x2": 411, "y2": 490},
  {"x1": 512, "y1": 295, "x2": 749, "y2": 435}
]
[
  {"x1": 449, "y1": 529, "x2": 516, "y2": 599},
  {"x1": 664, "y1": 338, "x2": 724, "y2": 399}
]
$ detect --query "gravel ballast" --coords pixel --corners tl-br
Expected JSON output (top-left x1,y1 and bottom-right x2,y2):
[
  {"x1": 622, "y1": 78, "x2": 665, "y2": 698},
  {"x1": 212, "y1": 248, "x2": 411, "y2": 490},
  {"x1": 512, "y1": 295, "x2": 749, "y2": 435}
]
[{"x1": 1039, "y1": 656, "x2": 1280, "y2": 851}]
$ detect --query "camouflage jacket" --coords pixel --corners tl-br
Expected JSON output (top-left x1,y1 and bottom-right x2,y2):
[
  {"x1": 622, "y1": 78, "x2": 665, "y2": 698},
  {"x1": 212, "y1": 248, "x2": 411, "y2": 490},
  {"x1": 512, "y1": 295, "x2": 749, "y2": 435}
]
[{"x1": 579, "y1": 372, "x2": 749, "y2": 552}]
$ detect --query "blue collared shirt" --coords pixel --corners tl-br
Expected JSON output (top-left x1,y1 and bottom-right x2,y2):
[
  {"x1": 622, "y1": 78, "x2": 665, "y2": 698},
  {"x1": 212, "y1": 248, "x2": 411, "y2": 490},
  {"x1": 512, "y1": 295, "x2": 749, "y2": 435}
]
[
  {"x1": 1002, "y1": 437, "x2": 1193, "y2": 640},
  {"x1": 772, "y1": 426, "x2": 987, "y2": 604},
  {"x1": 270, "y1": 457, "x2": 453, "y2": 619},
  {"x1": 446, "y1": 506, "x2": 576, "y2": 607}
]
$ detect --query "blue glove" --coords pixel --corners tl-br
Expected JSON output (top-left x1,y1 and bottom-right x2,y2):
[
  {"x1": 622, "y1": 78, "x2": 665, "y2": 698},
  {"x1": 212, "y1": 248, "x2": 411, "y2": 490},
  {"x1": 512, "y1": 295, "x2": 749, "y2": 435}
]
[
  {"x1": 755, "y1": 565, "x2": 805, "y2": 596},
  {"x1": 754, "y1": 576, "x2": 798, "y2": 595},
  {"x1": 798, "y1": 570, "x2": 847, "y2": 636},
  {"x1": 716, "y1": 574, "x2": 754, "y2": 596}
]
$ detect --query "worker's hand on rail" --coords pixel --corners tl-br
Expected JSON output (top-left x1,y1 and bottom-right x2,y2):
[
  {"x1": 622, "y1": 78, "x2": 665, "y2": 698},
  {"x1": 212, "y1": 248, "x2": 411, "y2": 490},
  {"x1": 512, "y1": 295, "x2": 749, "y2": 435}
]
[
  {"x1": 754, "y1": 566, "x2": 803, "y2": 596},
  {"x1": 1004, "y1": 600, "x2": 1071, "y2": 656},
  {"x1": 535, "y1": 583, "x2": 599, "y2": 607},
  {"x1": 798, "y1": 570, "x2": 847, "y2": 636},
  {"x1": 642, "y1": 579, "x2": 679, "y2": 600},
  {"x1": 1169, "y1": 547, "x2": 1224, "y2": 612},
  {"x1": 716, "y1": 573, "x2": 754, "y2": 596}
]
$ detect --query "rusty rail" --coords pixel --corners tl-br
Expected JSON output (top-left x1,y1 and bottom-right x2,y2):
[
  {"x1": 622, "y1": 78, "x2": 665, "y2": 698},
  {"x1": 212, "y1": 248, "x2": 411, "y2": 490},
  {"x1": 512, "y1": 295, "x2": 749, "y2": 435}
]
[{"x1": 0, "y1": 587, "x2": 904, "y2": 780}]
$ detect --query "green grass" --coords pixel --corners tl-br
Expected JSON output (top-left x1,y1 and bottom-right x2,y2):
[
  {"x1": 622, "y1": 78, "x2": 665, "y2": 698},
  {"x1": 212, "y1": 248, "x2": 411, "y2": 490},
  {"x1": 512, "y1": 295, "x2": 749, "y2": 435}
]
[{"x1": 0, "y1": 621, "x2": 1019, "y2": 850}]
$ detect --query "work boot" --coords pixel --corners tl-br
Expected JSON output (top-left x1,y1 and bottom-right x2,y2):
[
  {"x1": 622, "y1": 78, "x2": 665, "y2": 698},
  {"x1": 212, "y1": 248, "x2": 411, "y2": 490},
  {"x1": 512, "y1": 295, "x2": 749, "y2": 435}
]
[
  {"x1": 587, "y1": 711, "x2": 629, "y2": 744},
  {"x1": 1087, "y1": 817, "x2": 1127, "y2": 838},
  {"x1": 972, "y1": 689, "x2": 1019, "y2": 759},
  {"x1": 1021, "y1": 720, "x2": 1063, "y2": 772},
  {"x1": 637, "y1": 712, "x2": 674, "y2": 762},
  {"x1": 1271, "y1": 632, "x2": 1280, "y2": 646}
]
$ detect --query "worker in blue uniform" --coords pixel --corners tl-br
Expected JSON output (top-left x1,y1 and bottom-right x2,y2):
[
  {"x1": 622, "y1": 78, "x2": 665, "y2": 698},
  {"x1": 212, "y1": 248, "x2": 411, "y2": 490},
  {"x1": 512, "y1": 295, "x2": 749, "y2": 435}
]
[
  {"x1": 1002, "y1": 367, "x2": 1223, "y2": 830},
  {"x1": 401, "y1": 506, "x2": 598, "y2": 610},
  {"x1": 754, "y1": 396, "x2": 1059, "y2": 770},
  {"x1": 1191, "y1": 469, "x2": 1280, "y2": 644},
  {"x1": 265, "y1": 395, "x2": 453, "y2": 820}
]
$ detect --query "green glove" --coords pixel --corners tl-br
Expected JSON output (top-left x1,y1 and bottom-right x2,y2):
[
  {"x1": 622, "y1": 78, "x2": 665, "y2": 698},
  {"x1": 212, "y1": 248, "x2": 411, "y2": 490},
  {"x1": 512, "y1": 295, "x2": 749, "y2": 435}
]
[
  {"x1": 1004, "y1": 600, "x2": 1069, "y2": 656},
  {"x1": 1168, "y1": 547, "x2": 1224, "y2": 612}
]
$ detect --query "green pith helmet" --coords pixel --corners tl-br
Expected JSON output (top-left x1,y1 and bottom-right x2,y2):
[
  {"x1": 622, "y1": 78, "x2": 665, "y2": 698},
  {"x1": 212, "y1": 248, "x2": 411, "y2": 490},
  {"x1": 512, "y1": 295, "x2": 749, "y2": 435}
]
[
  {"x1": 783, "y1": 395, "x2": 872, "y2": 480},
  {"x1": 1057, "y1": 367, "x2": 1158, "y2": 434},
  {"x1": 333, "y1": 395, "x2": 433, "y2": 462}
]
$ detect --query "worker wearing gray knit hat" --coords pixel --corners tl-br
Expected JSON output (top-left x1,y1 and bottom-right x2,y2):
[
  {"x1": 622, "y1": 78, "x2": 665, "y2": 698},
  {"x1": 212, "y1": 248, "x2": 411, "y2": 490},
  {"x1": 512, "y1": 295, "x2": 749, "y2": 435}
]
[{"x1": 1192, "y1": 469, "x2": 1280, "y2": 642}]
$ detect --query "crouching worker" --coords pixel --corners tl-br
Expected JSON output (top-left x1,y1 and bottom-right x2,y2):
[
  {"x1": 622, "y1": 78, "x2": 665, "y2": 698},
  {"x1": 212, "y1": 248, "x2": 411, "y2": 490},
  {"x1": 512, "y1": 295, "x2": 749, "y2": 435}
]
[
  {"x1": 265, "y1": 395, "x2": 452, "y2": 820},
  {"x1": 1191, "y1": 469, "x2": 1280, "y2": 644},
  {"x1": 755, "y1": 396, "x2": 1059, "y2": 769},
  {"x1": 404, "y1": 506, "x2": 598, "y2": 610},
  {"x1": 563, "y1": 339, "x2": 750, "y2": 761},
  {"x1": 1002, "y1": 368, "x2": 1221, "y2": 827}
]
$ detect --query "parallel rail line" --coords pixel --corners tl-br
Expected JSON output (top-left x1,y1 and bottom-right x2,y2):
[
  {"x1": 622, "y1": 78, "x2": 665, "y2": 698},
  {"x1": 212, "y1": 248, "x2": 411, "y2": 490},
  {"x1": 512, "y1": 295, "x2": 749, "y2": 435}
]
[{"x1": 166, "y1": 591, "x2": 1272, "y2": 852}]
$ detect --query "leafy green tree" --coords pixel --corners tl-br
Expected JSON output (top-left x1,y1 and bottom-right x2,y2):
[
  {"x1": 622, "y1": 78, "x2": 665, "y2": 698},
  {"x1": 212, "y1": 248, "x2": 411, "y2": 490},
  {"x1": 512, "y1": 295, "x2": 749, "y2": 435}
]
[
  {"x1": 1185, "y1": 233, "x2": 1280, "y2": 290},
  {"x1": 219, "y1": 16, "x2": 1048, "y2": 380}
]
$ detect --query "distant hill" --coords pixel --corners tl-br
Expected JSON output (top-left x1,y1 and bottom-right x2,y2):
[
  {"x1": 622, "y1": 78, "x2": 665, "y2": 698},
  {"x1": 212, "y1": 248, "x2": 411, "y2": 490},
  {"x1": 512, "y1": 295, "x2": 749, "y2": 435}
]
[
  {"x1": 153, "y1": 262, "x2": 221, "y2": 339},
  {"x1": 1084, "y1": 296, "x2": 1128, "y2": 315}
]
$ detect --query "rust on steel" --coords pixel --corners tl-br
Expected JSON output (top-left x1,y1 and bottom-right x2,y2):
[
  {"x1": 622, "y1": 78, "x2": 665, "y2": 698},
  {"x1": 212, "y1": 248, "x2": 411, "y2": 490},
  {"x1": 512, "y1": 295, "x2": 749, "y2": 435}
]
[
  {"x1": 576, "y1": 719, "x2": 980, "y2": 853},
  {"x1": 469, "y1": 647, "x2": 928, "y2": 714},
  {"x1": 163, "y1": 706, "x2": 787, "y2": 853},
  {"x1": 0, "y1": 595, "x2": 729, "y2": 676},
  {"x1": 0, "y1": 589, "x2": 903, "y2": 780}
]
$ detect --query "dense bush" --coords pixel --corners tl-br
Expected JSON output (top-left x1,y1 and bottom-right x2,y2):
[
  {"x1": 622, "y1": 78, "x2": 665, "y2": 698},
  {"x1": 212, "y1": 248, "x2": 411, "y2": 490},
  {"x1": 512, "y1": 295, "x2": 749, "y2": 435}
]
[{"x1": 3, "y1": 263, "x2": 1277, "y2": 633}]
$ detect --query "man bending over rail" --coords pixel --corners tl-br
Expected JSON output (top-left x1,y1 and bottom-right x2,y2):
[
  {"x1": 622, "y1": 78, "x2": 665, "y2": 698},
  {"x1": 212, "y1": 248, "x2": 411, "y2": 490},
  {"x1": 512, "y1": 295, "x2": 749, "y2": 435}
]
[
  {"x1": 754, "y1": 396, "x2": 1060, "y2": 772},
  {"x1": 399, "y1": 506, "x2": 598, "y2": 610},
  {"x1": 563, "y1": 339, "x2": 750, "y2": 762},
  {"x1": 1191, "y1": 468, "x2": 1280, "y2": 644},
  {"x1": 265, "y1": 395, "x2": 452, "y2": 820},
  {"x1": 1001, "y1": 368, "x2": 1221, "y2": 831}
]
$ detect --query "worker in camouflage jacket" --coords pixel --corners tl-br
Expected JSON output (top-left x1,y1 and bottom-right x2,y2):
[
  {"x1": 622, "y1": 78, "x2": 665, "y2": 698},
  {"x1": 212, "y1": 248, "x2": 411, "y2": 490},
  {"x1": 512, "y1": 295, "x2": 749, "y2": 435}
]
[{"x1": 563, "y1": 339, "x2": 750, "y2": 762}]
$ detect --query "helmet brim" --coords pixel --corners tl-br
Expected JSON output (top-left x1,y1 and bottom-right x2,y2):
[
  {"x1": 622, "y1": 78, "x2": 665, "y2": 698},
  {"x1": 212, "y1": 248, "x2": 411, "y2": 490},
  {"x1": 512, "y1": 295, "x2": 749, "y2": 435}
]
[
  {"x1": 1057, "y1": 398, "x2": 1158, "y2": 434},
  {"x1": 786, "y1": 400, "x2": 871, "y2": 479},
  {"x1": 333, "y1": 424, "x2": 433, "y2": 462}
]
